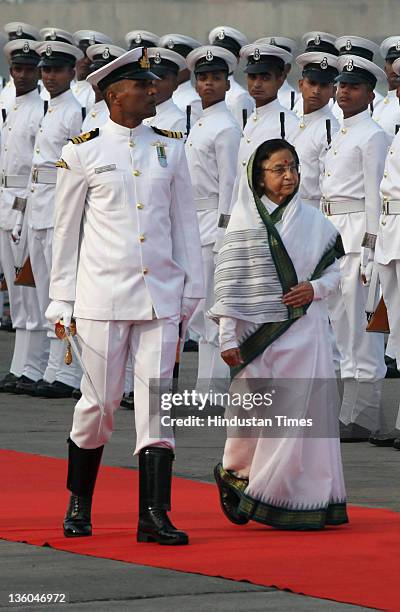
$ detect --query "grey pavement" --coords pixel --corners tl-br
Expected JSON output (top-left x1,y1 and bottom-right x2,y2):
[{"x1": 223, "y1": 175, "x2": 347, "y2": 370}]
[{"x1": 0, "y1": 330, "x2": 396, "y2": 610}]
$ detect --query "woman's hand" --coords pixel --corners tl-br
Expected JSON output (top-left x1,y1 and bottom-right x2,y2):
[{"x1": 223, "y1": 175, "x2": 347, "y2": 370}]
[
  {"x1": 221, "y1": 347, "x2": 243, "y2": 367},
  {"x1": 282, "y1": 281, "x2": 314, "y2": 307}
]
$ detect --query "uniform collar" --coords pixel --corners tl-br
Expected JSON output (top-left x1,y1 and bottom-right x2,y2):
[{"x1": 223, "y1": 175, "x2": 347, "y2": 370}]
[
  {"x1": 254, "y1": 97, "x2": 281, "y2": 117},
  {"x1": 48, "y1": 88, "x2": 75, "y2": 107},
  {"x1": 156, "y1": 98, "x2": 177, "y2": 115},
  {"x1": 342, "y1": 108, "x2": 371, "y2": 127},
  {"x1": 202, "y1": 100, "x2": 228, "y2": 116},
  {"x1": 103, "y1": 117, "x2": 147, "y2": 137},
  {"x1": 301, "y1": 103, "x2": 331, "y2": 121},
  {"x1": 386, "y1": 88, "x2": 397, "y2": 100},
  {"x1": 15, "y1": 88, "x2": 40, "y2": 105}
]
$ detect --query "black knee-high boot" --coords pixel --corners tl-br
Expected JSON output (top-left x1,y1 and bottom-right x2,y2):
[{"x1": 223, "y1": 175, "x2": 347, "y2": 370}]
[
  {"x1": 137, "y1": 447, "x2": 188, "y2": 545},
  {"x1": 63, "y1": 438, "x2": 104, "y2": 537}
]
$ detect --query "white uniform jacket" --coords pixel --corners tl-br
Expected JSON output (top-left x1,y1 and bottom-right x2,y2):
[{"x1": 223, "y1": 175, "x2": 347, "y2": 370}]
[
  {"x1": 143, "y1": 98, "x2": 187, "y2": 133},
  {"x1": 50, "y1": 119, "x2": 204, "y2": 320},
  {"x1": 226, "y1": 75, "x2": 254, "y2": 129},
  {"x1": 172, "y1": 80, "x2": 202, "y2": 126},
  {"x1": 292, "y1": 104, "x2": 339, "y2": 207},
  {"x1": 27, "y1": 89, "x2": 83, "y2": 230},
  {"x1": 185, "y1": 100, "x2": 241, "y2": 250},
  {"x1": 321, "y1": 109, "x2": 390, "y2": 254},
  {"x1": 71, "y1": 79, "x2": 95, "y2": 112},
  {"x1": 376, "y1": 130, "x2": 400, "y2": 264},
  {"x1": 0, "y1": 89, "x2": 43, "y2": 230},
  {"x1": 82, "y1": 99, "x2": 109, "y2": 132},
  {"x1": 372, "y1": 89, "x2": 400, "y2": 140}
]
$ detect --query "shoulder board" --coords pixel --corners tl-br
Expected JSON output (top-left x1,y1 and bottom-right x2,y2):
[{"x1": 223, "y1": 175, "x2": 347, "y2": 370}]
[
  {"x1": 151, "y1": 127, "x2": 184, "y2": 139},
  {"x1": 70, "y1": 128, "x2": 99, "y2": 145}
]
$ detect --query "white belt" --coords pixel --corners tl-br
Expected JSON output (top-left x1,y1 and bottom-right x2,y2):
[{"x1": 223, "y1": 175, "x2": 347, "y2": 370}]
[
  {"x1": 381, "y1": 200, "x2": 400, "y2": 215},
  {"x1": 321, "y1": 200, "x2": 365, "y2": 215},
  {"x1": 1, "y1": 174, "x2": 30, "y2": 188},
  {"x1": 31, "y1": 168, "x2": 57, "y2": 184},
  {"x1": 195, "y1": 197, "x2": 218, "y2": 211}
]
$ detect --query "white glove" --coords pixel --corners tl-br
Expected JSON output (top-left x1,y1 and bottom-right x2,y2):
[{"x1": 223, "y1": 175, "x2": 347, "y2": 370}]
[
  {"x1": 180, "y1": 297, "x2": 200, "y2": 340},
  {"x1": 45, "y1": 300, "x2": 74, "y2": 327},
  {"x1": 360, "y1": 261, "x2": 374, "y2": 286},
  {"x1": 11, "y1": 223, "x2": 22, "y2": 244}
]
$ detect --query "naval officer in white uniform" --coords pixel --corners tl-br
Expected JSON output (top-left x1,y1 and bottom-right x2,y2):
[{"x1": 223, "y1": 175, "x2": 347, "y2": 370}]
[
  {"x1": 372, "y1": 37, "x2": 400, "y2": 139},
  {"x1": 46, "y1": 48, "x2": 204, "y2": 544},
  {"x1": 72, "y1": 30, "x2": 113, "y2": 111}
]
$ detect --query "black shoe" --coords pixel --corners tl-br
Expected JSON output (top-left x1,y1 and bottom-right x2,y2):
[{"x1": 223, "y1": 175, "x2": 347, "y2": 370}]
[
  {"x1": 385, "y1": 355, "x2": 396, "y2": 366},
  {"x1": 369, "y1": 435, "x2": 396, "y2": 447},
  {"x1": 35, "y1": 380, "x2": 75, "y2": 398},
  {"x1": 0, "y1": 317, "x2": 13, "y2": 332},
  {"x1": 385, "y1": 362, "x2": 400, "y2": 378},
  {"x1": 137, "y1": 447, "x2": 188, "y2": 545},
  {"x1": 214, "y1": 463, "x2": 249, "y2": 525},
  {"x1": 340, "y1": 423, "x2": 370, "y2": 442},
  {"x1": 64, "y1": 494, "x2": 92, "y2": 537},
  {"x1": 0, "y1": 372, "x2": 20, "y2": 392},
  {"x1": 120, "y1": 392, "x2": 134, "y2": 410},
  {"x1": 183, "y1": 339, "x2": 198, "y2": 352},
  {"x1": 393, "y1": 439, "x2": 400, "y2": 450},
  {"x1": 15, "y1": 375, "x2": 38, "y2": 395},
  {"x1": 71, "y1": 388, "x2": 82, "y2": 400}
]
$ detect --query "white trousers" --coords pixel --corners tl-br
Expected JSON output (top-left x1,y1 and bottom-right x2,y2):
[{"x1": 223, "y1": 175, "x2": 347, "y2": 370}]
[
  {"x1": 189, "y1": 244, "x2": 229, "y2": 390},
  {"x1": 70, "y1": 317, "x2": 179, "y2": 453},
  {"x1": 28, "y1": 226, "x2": 81, "y2": 387}
]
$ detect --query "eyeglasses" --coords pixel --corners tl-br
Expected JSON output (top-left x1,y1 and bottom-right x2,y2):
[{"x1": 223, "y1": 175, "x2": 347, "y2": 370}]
[{"x1": 262, "y1": 163, "x2": 300, "y2": 176}]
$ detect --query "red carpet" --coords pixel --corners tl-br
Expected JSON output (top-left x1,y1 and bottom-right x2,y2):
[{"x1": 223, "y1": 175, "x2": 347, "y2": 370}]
[{"x1": 0, "y1": 450, "x2": 398, "y2": 611}]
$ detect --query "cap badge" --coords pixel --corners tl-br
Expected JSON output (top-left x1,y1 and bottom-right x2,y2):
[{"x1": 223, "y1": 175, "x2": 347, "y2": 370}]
[
  {"x1": 135, "y1": 34, "x2": 142, "y2": 44},
  {"x1": 314, "y1": 34, "x2": 321, "y2": 45},
  {"x1": 167, "y1": 39, "x2": 175, "y2": 49},
  {"x1": 320, "y1": 57, "x2": 328, "y2": 69},
  {"x1": 345, "y1": 39, "x2": 352, "y2": 51},
  {"x1": 102, "y1": 47, "x2": 110, "y2": 59},
  {"x1": 217, "y1": 29, "x2": 225, "y2": 40},
  {"x1": 89, "y1": 35, "x2": 96, "y2": 46},
  {"x1": 16, "y1": 25, "x2": 23, "y2": 37},
  {"x1": 254, "y1": 48, "x2": 261, "y2": 61},
  {"x1": 22, "y1": 42, "x2": 30, "y2": 53},
  {"x1": 206, "y1": 49, "x2": 213, "y2": 61},
  {"x1": 345, "y1": 59, "x2": 354, "y2": 71},
  {"x1": 270, "y1": 37, "x2": 276, "y2": 46},
  {"x1": 50, "y1": 29, "x2": 57, "y2": 40},
  {"x1": 139, "y1": 47, "x2": 150, "y2": 69},
  {"x1": 154, "y1": 51, "x2": 162, "y2": 64},
  {"x1": 396, "y1": 41, "x2": 400, "y2": 51},
  {"x1": 45, "y1": 45, "x2": 53, "y2": 57}
]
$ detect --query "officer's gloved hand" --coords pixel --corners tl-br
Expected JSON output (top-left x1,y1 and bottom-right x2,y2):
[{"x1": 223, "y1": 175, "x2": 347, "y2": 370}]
[
  {"x1": 45, "y1": 300, "x2": 74, "y2": 327},
  {"x1": 360, "y1": 261, "x2": 374, "y2": 286},
  {"x1": 180, "y1": 297, "x2": 200, "y2": 340},
  {"x1": 11, "y1": 222, "x2": 22, "y2": 244}
]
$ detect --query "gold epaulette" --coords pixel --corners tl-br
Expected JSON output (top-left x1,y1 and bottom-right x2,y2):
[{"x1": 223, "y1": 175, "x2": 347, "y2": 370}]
[
  {"x1": 70, "y1": 128, "x2": 99, "y2": 145},
  {"x1": 151, "y1": 126, "x2": 184, "y2": 139}
]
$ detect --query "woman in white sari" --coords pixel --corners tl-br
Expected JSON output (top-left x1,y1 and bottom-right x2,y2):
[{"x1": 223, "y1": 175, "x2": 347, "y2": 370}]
[{"x1": 209, "y1": 139, "x2": 348, "y2": 530}]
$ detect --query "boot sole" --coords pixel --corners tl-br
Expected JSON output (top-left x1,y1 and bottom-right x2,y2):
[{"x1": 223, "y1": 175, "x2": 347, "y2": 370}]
[
  {"x1": 137, "y1": 530, "x2": 189, "y2": 545},
  {"x1": 63, "y1": 529, "x2": 92, "y2": 538},
  {"x1": 213, "y1": 464, "x2": 249, "y2": 525}
]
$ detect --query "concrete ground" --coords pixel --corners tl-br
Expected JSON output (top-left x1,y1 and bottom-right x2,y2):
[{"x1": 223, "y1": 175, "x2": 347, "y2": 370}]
[{"x1": 0, "y1": 330, "x2": 399, "y2": 611}]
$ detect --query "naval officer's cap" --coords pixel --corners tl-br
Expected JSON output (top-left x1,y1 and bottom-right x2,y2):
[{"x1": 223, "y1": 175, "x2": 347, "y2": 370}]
[
  {"x1": 87, "y1": 47, "x2": 160, "y2": 92},
  {"x1": 186, "y1": 45, "x2": 237, "y2": 75},
  {"x1": 36, "y1": 41, "x2": 83, "y2": 67},
  {"x1": 296, "y1": 51, "x2": 338, "y2": 83},
  {"x1": 336, "y1": 54, "x2": 385, "y2": 88},
  {"x1": 125, "y1": 31, "x2": 160, "y2": 50},
  {"x1": 335, "y1": 36, "x2": 379, "y2": 61},
  {"x1": 159, "y1": 34, "x2": 201, "y2": 58},
  {"x1": 73, "y1": 30, "x2": 113, "y2": 55},
  {"x1": 380, "y1": 36, "x2": 400, "y2": 62},
  {"x1": 4, "y1": 38, "x2": 41, "y2": 66},
  {"x1": 86, "y1": 44, "x2": 126, "y2": 71},
  {"x1": 4, "y1": 22, "x2": 40, "y2": 42},
  {"x1": 241, "y1": 43, "x2": 292, "y2": 74},
  {"x1": 147, "y1": 47, "x2": 187, "y2": 77},
  {"x1": 255, "y1": 36, "x2": 296, "y2": 57},
  {"x1": 301, "y1": 31, "x2": 338, "y2": 55},
  {"x1": 208, "y1": 26, "x2": 248, "y2": 58},
  {"x1": 40, "y1": 28, "x2": 74, "y2": 45},
  {"x1": 391, "y1": 56, "x2": 400, "y2": 75}
]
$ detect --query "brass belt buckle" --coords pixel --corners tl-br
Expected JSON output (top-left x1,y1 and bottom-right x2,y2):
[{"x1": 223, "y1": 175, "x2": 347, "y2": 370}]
[{"x1": 32, "y1": 167, "x2": 38, "y2": 183}]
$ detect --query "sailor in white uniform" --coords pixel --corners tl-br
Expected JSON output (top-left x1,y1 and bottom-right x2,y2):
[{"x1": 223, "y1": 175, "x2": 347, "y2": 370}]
[
  {"x1": 125, "y1": 30, "x2": 160, "y2": 50},
  {"x1": 185, "y1": 45, "x2": 241, "y2": 391},
  {"x1": 45, "y1": 48, "x2": 203, "y2": 544},
  {"x1": 320, "y1": 54, "x2": 389, "y2": 437},
  {"x1": 255, "y1": 36, "x2": 300, "y2": 111},
  {"x1": 72, "y1": 30, "x2": 112, "y2": 111},
  {"x1": 208, "y1": 26, "x2": 254, "y2": 128},
  {"x1": 39, "y1": 28, "x2": 76, "y2": 102},
  {"x1": 143, "y1": 48, "x2": 187, "y2": 132},
  {"x1": 159, "y1": 34, "x2": 202, "y2": 126},
  {"x1": 372, "y1": 37, "x2": 400, "y2": 139}
]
